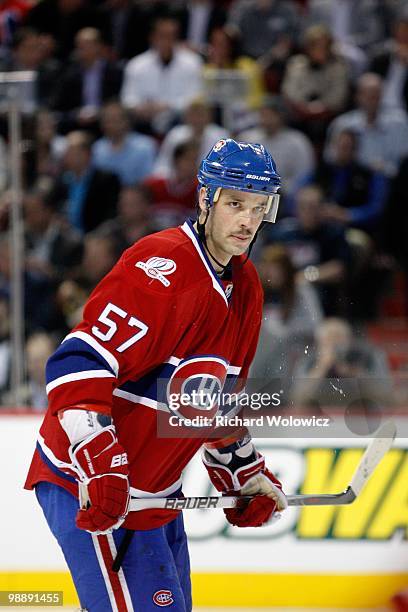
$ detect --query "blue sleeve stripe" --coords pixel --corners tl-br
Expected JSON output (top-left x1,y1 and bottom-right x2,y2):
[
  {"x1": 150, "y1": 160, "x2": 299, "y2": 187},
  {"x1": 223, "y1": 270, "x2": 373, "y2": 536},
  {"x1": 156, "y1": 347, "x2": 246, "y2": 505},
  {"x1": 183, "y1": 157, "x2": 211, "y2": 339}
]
[
  {"x1": 64, "y1": 331, "x2": 119, "y2": 375},
  {"x1": 46, "y1": 336, "x2": 118, "y2": 385},
  {"x1": 118, "y1": 362, "x2": 177, "y2": 402}
]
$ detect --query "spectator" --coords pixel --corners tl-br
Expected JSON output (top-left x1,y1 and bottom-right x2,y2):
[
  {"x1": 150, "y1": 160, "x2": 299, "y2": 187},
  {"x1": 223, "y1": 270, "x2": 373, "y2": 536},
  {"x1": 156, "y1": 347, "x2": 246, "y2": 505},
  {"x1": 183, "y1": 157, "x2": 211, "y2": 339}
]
[
  {"x1": 305, "y1": 0, "x2": 392, "y2": 53},
  {"x1": 291, "y1": 317, "x2": 392, "y2": 409},
  {"x1": 282, "y1": 24, "x2": 350, "y2": 143},
  {"x1": 0, "y1": 233, "x2": 9, "y2": 297},
  {"x1": 92, "y1": 101, "x2": 157, "y2": 186},
  {"x1": 228, "y1": 0, "x2": 298, "y2": 59},
  {"x1": 0, "y1": 27, "x2": 61, "y2": 112},
  {"x1": 0, "y1": 134, "x2": 7, "y2": 192},
  {"x1": 265, "y1": 185, "x2": 350, "y2": 315},
  {"x1": 204, "y1": 25, "x2": 265, "y2": 110},
  {"x1": 0, "y1": 231, "x2": 59, "y2": 332},
  {"x1": 100, "y1": 0, "x2": 158, "y2": 61},
  {"x1": 24, "y1": 185, "x2": 83, "y2": 283},
  {"x1": 52, "y1": 27, "x2": 123, "y2": 133},
  {"x1": 0, "y1": 0, "x2": 31, "y2": 50},
  {"x1": 369, "y1": 13, "x2": 408, "y2": 112},
  {"x1": 250, "y1": 244, "x2": 323, "y2": 384},
  {"x1": 56, "y1": 231, "x2": 118, "y2": 330},
  {"x1": 259, "y1": 244, "x2": 323, "y2": 339},
  {"x1": 52, "y1": 131, "x2": 120, "y2": 234},
  {"x1": 0, "y1": 292, "x2": 10, "y2": 402},
  {"x1": 238, "y1": 95, "x2": 315, "y2": 199},
  {"x1": 179, "y1": 0, "x2": 227, "y2": 54},
  {"x1": 26, "y1": 333, "x2": 56, "y2": 410},
  {"x1": 2, "y1": 333, "x2": 56, "y2": 410},
  {"x1": 325, "y1": 72, "x2": 408, "y2": 176},
  {"x1": 121, "y1": 16, "x2": 203, "y2": 134},
  {"x1": 97, "y1": 185, "x2": 156, "y2": 257},
  {"x1": 305, "y1": 128, "x2": 388, "y2": 232},
  {"x1": 79, "y1": 231, "x2": 118, "y2": 290},
  {"x1": 35, "y1": 110, "x2": 66, "y2": 178},
  {"x1": 144, "y1": 139, "x2": 199, "y2": 230},
  {"x1": 153, "y1": 98, "x2": 228, "y2": 177},
  {"x1": 382, "y1": 155, "x2": 408, "y2": 276},
  {"x1": 25, "y1": 0, "x2": 106, "y2": 60},
  {"x1": 258, "y1": 31, "x2": 297, "y2": 95},
  {"x1": 101, "y1": 0, "x2": 184, "y2": 61},
  {"x1": 303, "y1": 129, "x2": 391, "y2": 320}
]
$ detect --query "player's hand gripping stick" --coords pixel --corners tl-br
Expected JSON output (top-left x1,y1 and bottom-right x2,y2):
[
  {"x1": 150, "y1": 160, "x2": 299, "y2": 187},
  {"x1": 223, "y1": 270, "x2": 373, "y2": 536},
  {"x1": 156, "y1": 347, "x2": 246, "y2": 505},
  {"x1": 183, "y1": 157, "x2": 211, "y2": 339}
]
[{"x1": 70, "y1": 426, "x2": 130, "y2": 534}]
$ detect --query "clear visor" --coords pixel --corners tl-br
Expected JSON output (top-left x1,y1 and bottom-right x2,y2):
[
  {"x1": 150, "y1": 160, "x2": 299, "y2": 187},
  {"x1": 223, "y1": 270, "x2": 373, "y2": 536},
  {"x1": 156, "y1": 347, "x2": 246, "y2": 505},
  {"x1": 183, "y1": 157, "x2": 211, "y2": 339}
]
[
  {"x1": 212, "y1": 188, "x2": 280, "y2": 222},
  {"x1": 264, "y1": 193, "x2": 280, "y2": 223}
]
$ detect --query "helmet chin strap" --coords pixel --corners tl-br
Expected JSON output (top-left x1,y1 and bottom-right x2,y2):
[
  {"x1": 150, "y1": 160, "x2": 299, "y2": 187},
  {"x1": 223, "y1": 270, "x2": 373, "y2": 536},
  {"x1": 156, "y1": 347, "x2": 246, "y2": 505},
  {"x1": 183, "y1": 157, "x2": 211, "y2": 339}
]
[{"x1": 197, "y1": 207, "x2": 230, "y2": 274}]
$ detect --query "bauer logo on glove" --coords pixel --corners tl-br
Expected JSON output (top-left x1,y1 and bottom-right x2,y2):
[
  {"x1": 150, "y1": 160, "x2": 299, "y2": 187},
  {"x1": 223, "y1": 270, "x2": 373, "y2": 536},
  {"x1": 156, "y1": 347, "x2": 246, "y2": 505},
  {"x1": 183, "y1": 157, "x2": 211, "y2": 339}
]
[{"x1": 69, "y1": 426, "x2": 130, "y2": 534}]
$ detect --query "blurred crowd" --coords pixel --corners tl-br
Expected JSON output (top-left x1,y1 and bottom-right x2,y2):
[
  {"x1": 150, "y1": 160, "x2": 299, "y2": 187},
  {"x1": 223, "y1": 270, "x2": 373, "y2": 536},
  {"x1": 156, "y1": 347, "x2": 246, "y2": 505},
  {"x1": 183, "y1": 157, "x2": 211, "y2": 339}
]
[{"x1": 0, "y1": 0, "x2": 407, "y2": 413}]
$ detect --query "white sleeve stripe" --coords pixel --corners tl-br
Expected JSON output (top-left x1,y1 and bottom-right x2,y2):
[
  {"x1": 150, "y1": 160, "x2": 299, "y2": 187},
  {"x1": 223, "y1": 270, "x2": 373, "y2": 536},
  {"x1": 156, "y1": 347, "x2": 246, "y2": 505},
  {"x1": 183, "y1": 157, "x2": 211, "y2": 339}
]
[
  {"x1": 166, "y1": 356, "x2": 181, "y2": 366},
  {"x1": 176, "y1": 356, "x2": 228, "y2": 368},
  {"x1": 46, "y1": 370, "x2": 115, "y2": 395},
  {"x1": 112, "y1": 388, "x2": 168, "y2": 412},
  {"x1": 63, "y1": 331, "x2": 119, "y2": 376},
  {"x1": 228, "y1": 365, "x2": 242, "y2": 375}
]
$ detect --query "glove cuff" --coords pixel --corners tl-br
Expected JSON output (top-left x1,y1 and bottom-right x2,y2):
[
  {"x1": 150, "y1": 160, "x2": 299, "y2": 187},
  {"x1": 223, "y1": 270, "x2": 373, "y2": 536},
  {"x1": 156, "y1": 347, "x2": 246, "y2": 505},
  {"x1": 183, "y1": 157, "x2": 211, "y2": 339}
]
[{"x1": 203, "y1": 450, "x2": 265, "y2": 492}]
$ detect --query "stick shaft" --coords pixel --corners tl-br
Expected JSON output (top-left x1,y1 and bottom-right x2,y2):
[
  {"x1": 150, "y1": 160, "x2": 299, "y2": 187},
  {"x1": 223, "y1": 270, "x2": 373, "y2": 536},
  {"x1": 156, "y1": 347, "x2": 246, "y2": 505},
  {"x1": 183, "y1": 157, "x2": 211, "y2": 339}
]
[
  {"x1": 128, "y1": 489, "x2": 355, "y2": 512},
  {"x1": 112, "y1": 529, "x2": 134, "y2": 573},
  {"x1": 127, "y1": 421, "x2": 396, "y2": 512}
]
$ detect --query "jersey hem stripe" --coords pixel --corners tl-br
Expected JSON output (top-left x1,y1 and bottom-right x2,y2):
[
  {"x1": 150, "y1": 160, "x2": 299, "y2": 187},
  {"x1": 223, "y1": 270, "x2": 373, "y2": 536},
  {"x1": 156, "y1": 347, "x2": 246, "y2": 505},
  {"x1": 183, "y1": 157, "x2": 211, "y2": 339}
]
[
  {"x1": 129, "y1": 478, "x2": 182, "y2": 498},
  {"x1": 37, "y1": 433, "x2": 77, "y2": 474}
]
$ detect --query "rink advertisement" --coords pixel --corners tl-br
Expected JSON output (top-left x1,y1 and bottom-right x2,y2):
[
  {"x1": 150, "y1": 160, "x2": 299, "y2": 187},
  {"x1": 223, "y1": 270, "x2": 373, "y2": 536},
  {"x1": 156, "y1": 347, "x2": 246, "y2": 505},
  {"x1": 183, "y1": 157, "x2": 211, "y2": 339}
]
[{"x1": 2, "y1": 415, "x2": 408, "y2": 608}]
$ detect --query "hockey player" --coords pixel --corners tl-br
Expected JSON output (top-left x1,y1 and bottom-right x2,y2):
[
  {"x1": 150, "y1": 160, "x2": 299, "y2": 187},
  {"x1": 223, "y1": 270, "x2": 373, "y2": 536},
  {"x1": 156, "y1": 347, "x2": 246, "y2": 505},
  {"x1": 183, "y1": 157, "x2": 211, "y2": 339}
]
[{"x1": 25, "y1": 139, "x2": 287, "y2": 612}]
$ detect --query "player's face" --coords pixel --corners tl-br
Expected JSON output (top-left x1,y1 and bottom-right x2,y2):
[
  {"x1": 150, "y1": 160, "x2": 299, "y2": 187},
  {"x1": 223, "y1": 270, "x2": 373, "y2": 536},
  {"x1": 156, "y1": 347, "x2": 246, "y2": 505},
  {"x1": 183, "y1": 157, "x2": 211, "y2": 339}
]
[{"x1": 199, "y1": 188, "x2": 267, "y2": 267}]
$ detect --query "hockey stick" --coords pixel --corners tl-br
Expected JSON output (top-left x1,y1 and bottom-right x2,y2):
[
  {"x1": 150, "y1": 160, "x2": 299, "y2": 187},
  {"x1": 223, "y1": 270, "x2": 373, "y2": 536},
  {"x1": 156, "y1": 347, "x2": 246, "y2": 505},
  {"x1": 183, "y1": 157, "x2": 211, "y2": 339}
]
[
  {"x1": 128, "y1": 420, "x2": 397, "y2": 512},
  {"x1": 112, "y1": 529, "x2": 134, "y2": 573},
  {"x1": 113, "y1": 421, "x2": 395, "y2": 572}
]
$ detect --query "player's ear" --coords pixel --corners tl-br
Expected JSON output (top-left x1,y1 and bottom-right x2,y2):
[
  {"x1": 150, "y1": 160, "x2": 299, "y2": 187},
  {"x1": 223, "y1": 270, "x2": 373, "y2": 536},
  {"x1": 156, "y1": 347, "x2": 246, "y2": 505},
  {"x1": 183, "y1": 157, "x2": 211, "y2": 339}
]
[{"x1": 198, "y1": 187, "x2": 207, "y2": 214}]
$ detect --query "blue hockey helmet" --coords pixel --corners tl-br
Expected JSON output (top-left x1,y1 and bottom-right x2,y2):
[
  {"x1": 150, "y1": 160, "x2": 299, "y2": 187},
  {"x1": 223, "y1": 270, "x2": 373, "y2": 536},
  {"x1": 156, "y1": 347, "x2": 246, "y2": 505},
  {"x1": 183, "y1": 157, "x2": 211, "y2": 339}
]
[{"x1": 197, "y1": 138, "x2": 281, "y2": 223}]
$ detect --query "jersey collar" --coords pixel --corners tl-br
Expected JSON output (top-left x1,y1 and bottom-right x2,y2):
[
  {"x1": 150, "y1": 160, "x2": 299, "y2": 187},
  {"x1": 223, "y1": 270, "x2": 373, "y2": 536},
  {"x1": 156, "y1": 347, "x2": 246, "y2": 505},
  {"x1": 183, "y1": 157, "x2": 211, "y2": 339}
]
[{"x1": 181, "y1": 219, "x2": 228, "y2": 307}]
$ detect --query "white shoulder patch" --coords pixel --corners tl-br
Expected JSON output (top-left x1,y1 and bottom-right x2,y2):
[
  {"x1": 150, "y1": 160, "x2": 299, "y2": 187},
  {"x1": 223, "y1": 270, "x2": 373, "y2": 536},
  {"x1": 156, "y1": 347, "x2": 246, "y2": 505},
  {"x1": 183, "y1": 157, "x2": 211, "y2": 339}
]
[{"x1": 135, "y1": 257, "x2": 177, "y2": 287}]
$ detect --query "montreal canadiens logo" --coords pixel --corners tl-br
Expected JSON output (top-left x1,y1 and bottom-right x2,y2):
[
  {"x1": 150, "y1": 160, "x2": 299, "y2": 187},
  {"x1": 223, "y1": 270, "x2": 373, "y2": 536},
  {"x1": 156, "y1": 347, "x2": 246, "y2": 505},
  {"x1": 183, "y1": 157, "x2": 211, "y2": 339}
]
[
  {"x1": 213, "y1": 139, "x2": 227, "y2": 152},
  {"x1": 153, "y1": 589, "x2": 174, "y2": 607},
  {"x1": 136, "y1": 257, "x2": 176, "y2": 287},
  {"x1": 167, "y1": 356, "x2": 228, "y2": 424}
]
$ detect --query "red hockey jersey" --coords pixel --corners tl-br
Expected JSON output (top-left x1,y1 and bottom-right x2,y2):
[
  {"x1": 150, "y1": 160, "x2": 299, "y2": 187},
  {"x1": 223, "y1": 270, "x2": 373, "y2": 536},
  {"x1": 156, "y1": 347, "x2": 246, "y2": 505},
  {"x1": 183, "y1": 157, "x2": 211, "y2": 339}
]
[{"x1": 25, "y1": 219, "x2": 263, "y2": 529}]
